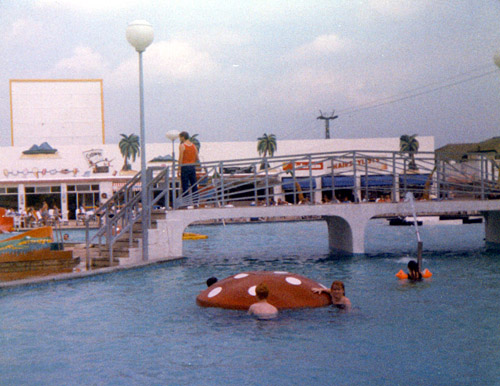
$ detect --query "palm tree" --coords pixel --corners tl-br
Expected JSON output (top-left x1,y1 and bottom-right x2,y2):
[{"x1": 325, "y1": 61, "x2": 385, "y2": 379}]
[
  {"x1": 190, "y1": 134, "x2": 201, "y2": 152},
  {"x1": 257, "y1": 133, "x2": 277, "y2": 170},
  {"x1": 119, "y1": 133, "x2": 140, "y2": 171},
  {"x1": 400, "y1": 134, "x2": 419, "y2": 171}
]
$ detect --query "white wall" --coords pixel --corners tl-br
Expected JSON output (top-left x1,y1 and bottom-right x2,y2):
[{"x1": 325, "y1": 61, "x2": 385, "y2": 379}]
[{"x1": 10, "y1": 79, "x2": 104, "y2": 147}]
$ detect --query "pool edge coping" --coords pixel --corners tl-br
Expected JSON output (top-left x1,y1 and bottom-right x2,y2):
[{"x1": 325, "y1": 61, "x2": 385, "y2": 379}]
[{"x1": 0, "y1": 256, "x2": 185, "y2": 289}]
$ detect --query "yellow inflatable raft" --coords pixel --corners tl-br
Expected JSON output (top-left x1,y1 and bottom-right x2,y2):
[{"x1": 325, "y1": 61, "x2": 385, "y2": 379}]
[{"x1": 182, "y1": 232, "x2": 208, "y2": 240}]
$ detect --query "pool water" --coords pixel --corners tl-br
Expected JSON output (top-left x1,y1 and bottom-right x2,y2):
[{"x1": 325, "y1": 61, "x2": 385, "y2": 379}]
[{"x1": 1, "y1": 220, "x2": 499, "y2": 385}]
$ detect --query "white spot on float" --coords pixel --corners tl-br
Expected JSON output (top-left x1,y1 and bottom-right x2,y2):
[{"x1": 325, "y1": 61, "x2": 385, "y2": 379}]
[
  {"x1": 208, "y1": 287, "x2": 222, "y2": 298},
  {"x1": 234, "y1": 273, "x2": 249, "y2": 279},
  {"x1": 273, "y1": 271, "x2": 288, "y2": 274},
  {"x1": 248, "y1": 285, "x2": 257, "y2": 296},
  {"x1": 286, "y1": 277, "x2": 302, "y2": 285}
]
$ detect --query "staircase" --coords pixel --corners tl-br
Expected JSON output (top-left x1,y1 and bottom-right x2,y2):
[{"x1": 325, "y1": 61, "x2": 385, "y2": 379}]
[
  {"x1": 82, "y1": 209, "x2": 166, "y2": 268},
  {"x1": 80, "y1": 166, "x2": 172, "y2": 269}
]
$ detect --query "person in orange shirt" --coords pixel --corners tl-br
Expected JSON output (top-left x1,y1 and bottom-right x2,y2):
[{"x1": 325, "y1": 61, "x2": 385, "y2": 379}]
[{"x1": 178, "y1": 131, "x2": 200, "y2": 205}]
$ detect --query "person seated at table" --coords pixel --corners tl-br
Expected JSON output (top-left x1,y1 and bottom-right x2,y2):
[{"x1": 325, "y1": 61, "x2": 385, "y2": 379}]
[
  {"x1": 24, "y1": 207, "x2": 36, "y2": 227},
  {"x1": 41, "y1": 201, "x2": 49, "y2": 225},
  {"x1": 51, "y1": 204, "x2": 60, "y2": 223},
  {"x1": 248, "y1": 283, "x2": 278, "y2": 319},
  {"x1": 312, "y1": 280, "x2": 351, "y2": 311}
]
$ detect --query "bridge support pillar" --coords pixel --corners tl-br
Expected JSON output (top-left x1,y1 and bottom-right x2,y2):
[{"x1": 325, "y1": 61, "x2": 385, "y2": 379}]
[
  {"x1": 324, "y1": 215, "x2": 366, "y2": 254},
  {"x1": 150, "y1": 219, "x2": 184, "y2": 259},
  {"x1": 484, "y1": 211, "x2": 500, "y2": 248}
]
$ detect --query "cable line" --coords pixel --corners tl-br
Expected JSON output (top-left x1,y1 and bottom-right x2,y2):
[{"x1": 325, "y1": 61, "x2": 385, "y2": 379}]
[{"x1": 281, "y1": 64, "x2": 499, "y2": 140}]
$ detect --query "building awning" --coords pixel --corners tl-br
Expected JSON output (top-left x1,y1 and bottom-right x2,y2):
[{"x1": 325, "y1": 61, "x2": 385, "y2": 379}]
[
  {"x1": 282, "y1": 177, "x2": 317, "y2": 190},
  {"x1": 321, "y1": 175, "x2": 355, "y2": 188},
  {"x1": 361, "y1": 174, "x2": 394, "y2": 187},
  {"x1": 399, "y1": 174, "x2": 431, "y2": 186}
]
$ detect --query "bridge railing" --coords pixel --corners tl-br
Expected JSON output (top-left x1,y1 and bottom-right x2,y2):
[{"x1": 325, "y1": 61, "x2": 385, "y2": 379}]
[{"x1": 170, "y1": 150, "x2": 500, "y2": 209}]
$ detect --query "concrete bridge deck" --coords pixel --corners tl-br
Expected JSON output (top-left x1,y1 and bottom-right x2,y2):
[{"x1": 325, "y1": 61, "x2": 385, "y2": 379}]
[{"x1": 141, "y1": 199, "x2": 500, "y2": 259}]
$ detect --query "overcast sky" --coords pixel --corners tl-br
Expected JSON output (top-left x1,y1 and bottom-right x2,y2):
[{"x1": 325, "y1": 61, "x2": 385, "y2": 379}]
[{"x1": 1, "y1": 0, "x2": 500, "y2": 149}]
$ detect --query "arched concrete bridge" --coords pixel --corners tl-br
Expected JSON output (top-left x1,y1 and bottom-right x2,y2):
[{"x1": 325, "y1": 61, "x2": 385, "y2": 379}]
[{"x1": 144, "y1": 199, "x2": 500, "y2": 259}]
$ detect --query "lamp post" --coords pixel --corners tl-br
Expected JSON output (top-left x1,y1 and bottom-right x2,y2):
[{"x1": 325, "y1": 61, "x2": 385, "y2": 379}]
[
  {"x1": 126, "y1": 20, "x2": 154, "y2": 261},
  {"x1": 166, "y1": 130, "x2": 180, "y2": 209}
]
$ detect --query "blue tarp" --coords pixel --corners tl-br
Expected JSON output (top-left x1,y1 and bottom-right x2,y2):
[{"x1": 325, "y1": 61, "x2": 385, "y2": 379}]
[
  {"x1": 360, "y1": 175, "x2": 394, "y2": 187},
  {"x1": 321, "y1": 174, "x2": 431, "y2": 188},
  {"x1": 399, "y1": 174, "x2": 431, "y2": 186},
  {"x1": 282, "y1": 177, "x2": 317, "y2": 190},
  {"x1": 321, "y1": 175, "x2": 355, "y2": 188}
]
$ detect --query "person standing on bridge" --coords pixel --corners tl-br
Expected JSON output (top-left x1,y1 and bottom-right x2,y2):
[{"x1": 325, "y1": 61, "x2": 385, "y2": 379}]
[{"x1": 178, "y1": 131, "x2": 200, "y2": 206}]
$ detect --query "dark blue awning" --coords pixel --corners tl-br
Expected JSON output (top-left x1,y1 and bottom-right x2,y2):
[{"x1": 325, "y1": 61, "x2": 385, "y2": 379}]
[
  {"x1": 399, "y1": 174, "x2": 431, "y2": 186},
  {"x1": 321, "y1": 175, "x2": 355, "y2": 188},
  {"x1": 360, "y1": 175, "x2": 394, "y2": 187},
  {"x1": 282, "y1": 177, "x2": 317, "y2": 190}
]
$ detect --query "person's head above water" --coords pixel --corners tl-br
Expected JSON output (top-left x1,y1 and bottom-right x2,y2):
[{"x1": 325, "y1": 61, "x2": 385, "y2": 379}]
[
  {"x1": 407, "y1": 260, "x2": 419, "y2": 273},
  {"x1": 330, "y1": 280, "x2": 345, "y2": 296},
  {"x1": 206, "y1": 277, "x2": 218, "y2": 287},
  {"x1": 255, "y1": 283, "x2": 270, "y2": 300}
]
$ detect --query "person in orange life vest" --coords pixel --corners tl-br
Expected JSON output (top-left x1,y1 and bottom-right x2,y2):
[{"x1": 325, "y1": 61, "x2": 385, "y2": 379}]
[{"x1": 178, "y1": 131, "x2": 200, "y2": 202}]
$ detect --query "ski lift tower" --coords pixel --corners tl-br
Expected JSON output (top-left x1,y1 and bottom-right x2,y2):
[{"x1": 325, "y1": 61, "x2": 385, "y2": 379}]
[{"x1": 317, "y1": 110, "x2": 338, "y2": 139}]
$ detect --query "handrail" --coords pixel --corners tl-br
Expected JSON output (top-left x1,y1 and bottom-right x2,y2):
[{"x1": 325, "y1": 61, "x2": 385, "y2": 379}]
[
  {"x1": 86, "y1": 149, "x2": 500, "y2": 267},
  {"x1": 86, "y1": 166, "x2": 170, "y2": 265}
]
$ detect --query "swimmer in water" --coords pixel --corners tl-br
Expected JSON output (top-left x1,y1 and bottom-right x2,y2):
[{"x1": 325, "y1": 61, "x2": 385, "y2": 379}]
[
  {"x1": 407, "y1": 260, "x2": 423, "y2": 281},
  {"x1": 248, "y1": 283, "x2": 278, "y2": 319},
  {"x1": 206, "y1": 277, "x2": 218, "y2": 287},
  {"x1": 312, "y1": 280, "x2": 351, "y2": 311}
]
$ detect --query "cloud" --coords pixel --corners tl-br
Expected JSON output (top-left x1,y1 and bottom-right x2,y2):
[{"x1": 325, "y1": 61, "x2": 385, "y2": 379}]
[
  {"x1": 256, "y1": 56, "x2": 396, "y2": 111},
  {"x1": 7, "y1": 18, "x2": 44, "y2": 41},
  {"x1": 292, "y1": 34, "x2": 350, "y2": 60},
  {"x1": 53, "y1": 46, "x2": 109, "y2": 76},
  {"x1": 111, "y1": 39, "x2": 218, "y2": 86}
]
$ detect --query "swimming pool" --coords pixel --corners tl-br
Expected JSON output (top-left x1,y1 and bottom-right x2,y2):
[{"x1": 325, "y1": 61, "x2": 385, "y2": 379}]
[{"x1": 1, "y1": 220, "x2": 499, "y2": 385}]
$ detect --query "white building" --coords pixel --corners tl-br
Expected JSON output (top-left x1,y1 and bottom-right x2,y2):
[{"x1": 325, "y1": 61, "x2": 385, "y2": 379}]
[{"x1": 0, "y1": 136, "x2": 434, "y2": 220}]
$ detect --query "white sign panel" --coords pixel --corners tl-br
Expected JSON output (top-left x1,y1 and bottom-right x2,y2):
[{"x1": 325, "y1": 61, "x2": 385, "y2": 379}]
[{"x1": 10, "y1": 79, "x2": 105, "y2": 147}]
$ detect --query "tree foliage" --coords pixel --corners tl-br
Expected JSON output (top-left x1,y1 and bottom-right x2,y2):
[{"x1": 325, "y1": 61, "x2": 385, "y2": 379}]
[
  {"x1": 119, "y1": 133, "x2": 140, "y2": 171},
  {"x1": 400, "y1": 134, "x2": 419, "y2": 170},
  {"x1": 190, "y1": 134, "x2": 201, "y2": 152},
  {"x1": 257, "y1": 133, "x2": 277, "y2": 170}
]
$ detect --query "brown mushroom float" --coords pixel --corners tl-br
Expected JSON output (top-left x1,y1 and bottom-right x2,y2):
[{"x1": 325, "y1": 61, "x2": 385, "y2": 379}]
[{"x1": 196, "y1": 271, "x2": 332, "y2": 310}]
